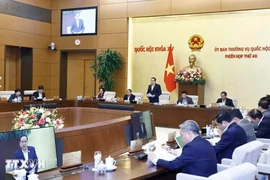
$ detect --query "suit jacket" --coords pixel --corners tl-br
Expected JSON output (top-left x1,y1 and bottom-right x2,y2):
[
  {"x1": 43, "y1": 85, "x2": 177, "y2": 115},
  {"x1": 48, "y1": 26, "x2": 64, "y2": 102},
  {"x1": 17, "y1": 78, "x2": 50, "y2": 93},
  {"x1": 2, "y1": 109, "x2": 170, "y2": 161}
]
[
  {"x1": 177, "y1": 96, "x2": 194, "y2": 104},
  {"x1": 8, "y1": 94, "x2": 23, "y2": 102},
  {"x1": 139, "y1": 122, "x2": 147, "y2": 140},
  {"x1": 123, "y1": 94, "x2": 136, "y2": 102},
  {"x1": 239, "y1": 119, "x2": 256, "y2": 142},
  {"x1": 214, "y1": 122, "x2": 247, "y2": 163},
  {"x1": 263, "y1": 110, "x2": 270, "y2": 119},
  {"x1": 70, "y1": 19, "x2": 85, "y2": 34},
  {"x1": 256, "y1": 116, "x2": 270, "y2": 138},
  {"x1": 14, "y1": 146, "x2": 38, "y2": 173},
  {"x1": 147, "y1": 84, "x2": 162, "y2": 103},
  {"x1": 157, "y1": 136, "x2": 217, "y2": 177},
  {"x1": 216, "y1": 98, "x2": 235, "y2": 107},
  {"x1": 32, "y1": 91, "x2": 46, "y2": 100}
]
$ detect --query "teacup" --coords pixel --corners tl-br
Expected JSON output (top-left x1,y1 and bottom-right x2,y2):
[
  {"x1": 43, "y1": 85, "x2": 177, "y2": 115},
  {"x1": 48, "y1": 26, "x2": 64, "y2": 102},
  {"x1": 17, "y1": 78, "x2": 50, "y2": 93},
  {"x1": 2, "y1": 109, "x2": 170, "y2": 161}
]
[
  {"x1": 28, "y1": 173, "x2": 39, "y2": 180},
  {"x1": 105, "y1": 156, "x2": 116, "y2": 168}
]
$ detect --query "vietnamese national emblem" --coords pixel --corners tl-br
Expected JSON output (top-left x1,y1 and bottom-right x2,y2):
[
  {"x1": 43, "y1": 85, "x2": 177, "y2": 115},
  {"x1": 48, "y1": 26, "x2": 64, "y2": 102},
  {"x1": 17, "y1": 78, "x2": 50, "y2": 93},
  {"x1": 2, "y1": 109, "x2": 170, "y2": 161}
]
[{"x1": 188, "y1": 34, "x2": 204, "y2": 52}]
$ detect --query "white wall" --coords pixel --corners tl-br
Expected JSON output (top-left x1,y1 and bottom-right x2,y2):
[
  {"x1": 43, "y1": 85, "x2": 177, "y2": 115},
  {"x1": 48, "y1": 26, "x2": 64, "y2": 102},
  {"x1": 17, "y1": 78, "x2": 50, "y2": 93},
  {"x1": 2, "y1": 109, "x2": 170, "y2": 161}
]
[{"x1": 129, "y1": 9, "x2": 270, "y2": 109}]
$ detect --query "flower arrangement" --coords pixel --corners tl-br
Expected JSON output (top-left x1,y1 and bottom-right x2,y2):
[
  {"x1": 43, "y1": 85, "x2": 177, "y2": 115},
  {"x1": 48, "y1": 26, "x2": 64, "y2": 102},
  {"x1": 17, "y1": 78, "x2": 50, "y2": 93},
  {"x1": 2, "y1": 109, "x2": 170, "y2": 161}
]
[
  {"x1": 175, "y1": 70, "x2": 206, "y2": 85},
  {"x1": 11, "y1": 107, "x2": 64, "y2": 130}
]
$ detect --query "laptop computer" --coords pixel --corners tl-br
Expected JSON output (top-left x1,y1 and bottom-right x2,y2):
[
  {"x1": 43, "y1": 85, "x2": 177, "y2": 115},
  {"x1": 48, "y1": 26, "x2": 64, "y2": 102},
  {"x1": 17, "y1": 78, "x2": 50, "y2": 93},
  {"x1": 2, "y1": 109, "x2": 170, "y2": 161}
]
[{"x1": 174, "y1": 136, "x2": 185, "y2": 148}]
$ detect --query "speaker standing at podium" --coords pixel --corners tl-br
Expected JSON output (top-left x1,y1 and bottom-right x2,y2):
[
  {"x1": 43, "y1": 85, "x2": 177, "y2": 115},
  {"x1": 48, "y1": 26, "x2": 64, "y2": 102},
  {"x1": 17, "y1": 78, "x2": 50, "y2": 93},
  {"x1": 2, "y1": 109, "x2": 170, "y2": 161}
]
[{"x1": 146, "y1": 77, "x2": 162, "y2": 103}]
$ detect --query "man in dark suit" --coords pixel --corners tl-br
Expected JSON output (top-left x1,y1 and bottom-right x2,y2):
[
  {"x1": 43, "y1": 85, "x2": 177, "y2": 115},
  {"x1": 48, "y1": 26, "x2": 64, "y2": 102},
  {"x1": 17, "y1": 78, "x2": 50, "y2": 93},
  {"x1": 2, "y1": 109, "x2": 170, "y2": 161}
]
[
  {"x1": 123, "y1": 89, "x2": 136, "y2": 102},
  {"x1": 177, "y1": 90, "x2": 194, "y2": 105},
  {"x1": 230, "y1": 109, "x2": 256, "y2": 142},
  {"x1": 248, "y1": 108, "x2": 270, "y2": 139},
  {"x1": 258, "y1": 97, "x2": 270, "y2": 118},
  {"x1": 146, "y1": 77, "x2": 162, "y2": 103},
  {"x1": 14, "y1": 135, "x2": 38, "y2": 173},
  {"x1": 8, "y1": 89, "x2": 23, "y2": 102},
  {"x1": 148, "y1": 120, "x2": 217, "y2": 177},
  {"x1": 138, "y1": 116, "x2": 147, "y2": 140},
  {"x1": 70, "y1": 13, "x2": 85, "y2": 34},
  {"x1": 214, "y1": 111, "x2": 247, "y2": 163},
  {"x1": 216, "y1": 91, "x2": 234, "y2": 107},
  {"x1": 32, "y1": 85, "x2": 46, "y2": 101}
]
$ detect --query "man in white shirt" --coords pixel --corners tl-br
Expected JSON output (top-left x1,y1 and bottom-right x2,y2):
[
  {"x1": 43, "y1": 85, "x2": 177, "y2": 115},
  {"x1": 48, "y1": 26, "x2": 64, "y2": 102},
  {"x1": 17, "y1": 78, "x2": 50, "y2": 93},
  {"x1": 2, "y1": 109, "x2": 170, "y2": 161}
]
[
  {"x1": 14, "y1": 135, "x2": 39, "y2": 174},
  {"x1": 70, "y1": 13, "x2": 85, "y2": 34},
  {"x1": 123, "y1": 89, "x2": 135, "y2": 102},
  {"x1": 32, "y1": 85, "x2": 46, "y2": 101},
  {"x1": 216, "y1": 91, "x2": 234, "y2": 107},
  {"x1": 146, "y1": 77, "x2": 162, "y2": 103}
]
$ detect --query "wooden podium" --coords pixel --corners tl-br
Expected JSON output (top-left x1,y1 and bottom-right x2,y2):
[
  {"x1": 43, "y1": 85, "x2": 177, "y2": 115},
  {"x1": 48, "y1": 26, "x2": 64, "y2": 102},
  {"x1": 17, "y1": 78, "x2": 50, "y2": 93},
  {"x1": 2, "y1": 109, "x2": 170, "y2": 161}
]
[{"x1": 178, "y1": 83, "x2": 205, "y2": 105}]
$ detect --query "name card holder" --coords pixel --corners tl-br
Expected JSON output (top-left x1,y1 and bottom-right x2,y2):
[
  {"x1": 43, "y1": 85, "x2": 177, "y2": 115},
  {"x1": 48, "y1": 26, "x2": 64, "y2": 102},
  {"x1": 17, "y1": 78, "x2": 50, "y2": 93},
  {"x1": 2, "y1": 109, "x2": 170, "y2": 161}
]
[
  {"x1": 128, "y1": 139, "x2": 143, "y2": 156},
  {"x1": 166, "y1": 131, "x2": 176, "y2": 145},
  {"x1": 60, "y1": 151, "x2": 83, "y2": 172}
]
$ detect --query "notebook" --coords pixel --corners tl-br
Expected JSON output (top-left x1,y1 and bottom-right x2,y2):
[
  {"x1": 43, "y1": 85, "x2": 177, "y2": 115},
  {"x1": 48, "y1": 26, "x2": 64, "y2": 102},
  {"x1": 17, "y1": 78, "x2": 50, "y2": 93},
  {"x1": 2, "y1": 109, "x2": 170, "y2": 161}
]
[{"x1": 175, "y1": 136, "x2": 185, "y2": 148}]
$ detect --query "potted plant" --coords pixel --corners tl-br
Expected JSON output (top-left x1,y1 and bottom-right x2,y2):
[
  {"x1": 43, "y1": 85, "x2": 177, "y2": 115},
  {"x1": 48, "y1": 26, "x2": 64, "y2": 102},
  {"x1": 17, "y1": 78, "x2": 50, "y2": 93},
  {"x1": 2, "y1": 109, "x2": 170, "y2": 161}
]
[{"x1": 91, "y1": 49, "x2": 123, "y2": 91}]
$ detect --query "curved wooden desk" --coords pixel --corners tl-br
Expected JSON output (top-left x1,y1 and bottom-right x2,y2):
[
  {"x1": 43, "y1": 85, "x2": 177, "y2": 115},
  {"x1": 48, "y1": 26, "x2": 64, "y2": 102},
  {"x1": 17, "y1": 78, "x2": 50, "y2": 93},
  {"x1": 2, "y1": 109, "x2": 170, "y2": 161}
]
[
  {"x1": 1, "y1": 101, "x2": 220, "y2": 180},
  {"x1": 0, "y1": 100, "x2": 221, "y2": 129}
]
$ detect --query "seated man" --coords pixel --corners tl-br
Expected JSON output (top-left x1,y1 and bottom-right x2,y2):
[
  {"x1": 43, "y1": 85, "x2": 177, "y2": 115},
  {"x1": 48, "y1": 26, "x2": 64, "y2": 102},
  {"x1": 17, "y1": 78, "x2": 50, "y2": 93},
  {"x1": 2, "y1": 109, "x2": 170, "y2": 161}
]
[
  {"x1": 230, "y1": 109, "x2": 256, "y2": 142},
  {"x1": 32, "y1": 85, "x2": 46, "y2": 101},
  {"x1": 258, "y1": 97, "x2": 270, "y2": 118},
  {"x1": 266, "y1": 95, "x2": 270, "y2": 109},
  {"x1": 8, "y1": 89, "x2": 23, "y2": 102},
  {"x1": 148, "y1": 120, "x2": 217, "y2": 177},
  {"x1": 214, "y1": 111, "x2": 247, "y2": 163},
  {"x1": 216, "y1": 91, "x2": 234, "y2": 107},
  {"x1": 248, "y1": 109, "x2": 270, "y2": 139},
  {"x1": 123, "y1": 89, "x2": 135, "y2": 102},
  {"x1": 14, "y1": 135, "x2": 38, "y2": 174},
  {"x1": 177, "y1": 90, "x2": 194, "y2": 105}
]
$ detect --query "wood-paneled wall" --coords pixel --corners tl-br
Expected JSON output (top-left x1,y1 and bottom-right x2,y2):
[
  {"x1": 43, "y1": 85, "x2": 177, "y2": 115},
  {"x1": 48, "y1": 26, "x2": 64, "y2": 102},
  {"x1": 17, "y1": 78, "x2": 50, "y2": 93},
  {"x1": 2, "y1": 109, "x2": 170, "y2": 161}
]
[
  {"x1": 51, "y1": 0, "x2": 98, "y2": 98},
  {"x1": 0, "y1": 0, "x2": 51, "y2": 95},
  {"x1": 3, "y1": 0, "x2": 270, "y2": 98},
  {"x1": 14, "y1": 0, "x2": 52, "y2": 9},
  {"x1": 5, "y1": 46, "x2": 21, "y2": 90}
]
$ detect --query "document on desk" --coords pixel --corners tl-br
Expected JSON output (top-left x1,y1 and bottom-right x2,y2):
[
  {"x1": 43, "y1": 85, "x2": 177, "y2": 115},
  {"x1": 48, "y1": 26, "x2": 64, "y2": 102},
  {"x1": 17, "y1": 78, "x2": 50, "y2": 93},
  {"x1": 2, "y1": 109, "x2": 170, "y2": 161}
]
[{"x1": 154, "y1": 148, "x2": 178, "y2": 161}]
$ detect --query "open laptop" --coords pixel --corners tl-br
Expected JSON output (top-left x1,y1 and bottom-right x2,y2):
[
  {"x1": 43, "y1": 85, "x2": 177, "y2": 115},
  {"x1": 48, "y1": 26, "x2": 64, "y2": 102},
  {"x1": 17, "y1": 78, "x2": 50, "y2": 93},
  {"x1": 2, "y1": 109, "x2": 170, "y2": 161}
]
[{"x1": 174, "y1": 136, "x2": 185, "y2": 148}]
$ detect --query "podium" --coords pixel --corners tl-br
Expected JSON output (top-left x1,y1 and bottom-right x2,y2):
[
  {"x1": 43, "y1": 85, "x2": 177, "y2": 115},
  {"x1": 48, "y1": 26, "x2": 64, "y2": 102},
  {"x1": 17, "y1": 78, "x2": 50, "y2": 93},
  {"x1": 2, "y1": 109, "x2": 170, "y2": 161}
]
[{"x1": 178, "y1": 83, "x2": 205, "y2": 105}]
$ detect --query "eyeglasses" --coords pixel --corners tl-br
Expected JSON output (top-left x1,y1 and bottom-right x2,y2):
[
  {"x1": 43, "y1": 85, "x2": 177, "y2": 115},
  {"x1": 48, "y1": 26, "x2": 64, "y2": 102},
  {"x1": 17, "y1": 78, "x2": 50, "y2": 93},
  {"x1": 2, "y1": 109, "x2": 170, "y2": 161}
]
[{"x1": 180, "y1": 131, "x2": 187, "y2": 137}]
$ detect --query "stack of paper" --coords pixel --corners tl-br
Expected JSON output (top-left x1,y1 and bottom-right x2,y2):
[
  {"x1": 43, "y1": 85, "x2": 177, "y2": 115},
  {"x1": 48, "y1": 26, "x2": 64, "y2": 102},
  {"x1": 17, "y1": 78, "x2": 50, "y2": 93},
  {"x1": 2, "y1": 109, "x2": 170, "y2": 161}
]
[{"x1": 153, "y1": 147, "x2": 178, "y2": 161}]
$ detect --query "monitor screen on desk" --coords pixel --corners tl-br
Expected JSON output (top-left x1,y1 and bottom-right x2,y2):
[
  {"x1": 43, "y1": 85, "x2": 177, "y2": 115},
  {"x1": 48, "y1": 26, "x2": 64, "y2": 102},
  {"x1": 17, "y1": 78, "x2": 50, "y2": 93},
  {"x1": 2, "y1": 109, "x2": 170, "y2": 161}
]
[
  {"x1": 98, "y1": 103, "x2": 134, "y2": 111},
  {"x1": 0, "y1": 127, "x2": 57, "y2": 179},
  {"x1": 130, "y1": 111, "x2": 154, "y2": 141},
  {"x1": 24, "y1": 103, "x2": 57, "y2": 110}
]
